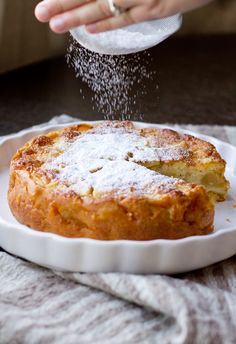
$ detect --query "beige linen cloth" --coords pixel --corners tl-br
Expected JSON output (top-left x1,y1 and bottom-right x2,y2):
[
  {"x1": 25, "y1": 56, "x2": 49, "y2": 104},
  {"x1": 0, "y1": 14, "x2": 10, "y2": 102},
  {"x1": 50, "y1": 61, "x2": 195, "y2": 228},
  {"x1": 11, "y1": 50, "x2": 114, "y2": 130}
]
[{"x1": 0, "y1": 115, "x2": 236, "y2": 344}]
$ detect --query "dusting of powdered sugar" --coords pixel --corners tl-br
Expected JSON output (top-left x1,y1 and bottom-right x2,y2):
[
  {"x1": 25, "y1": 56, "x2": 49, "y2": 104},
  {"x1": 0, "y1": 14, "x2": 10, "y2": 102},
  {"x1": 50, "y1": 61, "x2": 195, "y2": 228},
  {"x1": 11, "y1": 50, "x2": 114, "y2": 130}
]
[
  {"x1": 44, "y1": 125, "x2": 188, "y2": 196},
  {"x1": 49, "y1": 127, "x2": 188, "y2": 163},
  {"x1": 49, "y1": 159, "x2": 177, "y2": 196}
]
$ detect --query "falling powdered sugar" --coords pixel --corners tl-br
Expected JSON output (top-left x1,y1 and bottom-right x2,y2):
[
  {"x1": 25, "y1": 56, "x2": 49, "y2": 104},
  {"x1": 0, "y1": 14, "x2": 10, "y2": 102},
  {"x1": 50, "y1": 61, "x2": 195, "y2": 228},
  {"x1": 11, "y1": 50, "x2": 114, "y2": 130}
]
[
  {"x1": 66, "y1": 39, "x2": 158, "y2": 120},
  {"x1": 44, "y1": 125, "x2": 188, "y2": 196}
]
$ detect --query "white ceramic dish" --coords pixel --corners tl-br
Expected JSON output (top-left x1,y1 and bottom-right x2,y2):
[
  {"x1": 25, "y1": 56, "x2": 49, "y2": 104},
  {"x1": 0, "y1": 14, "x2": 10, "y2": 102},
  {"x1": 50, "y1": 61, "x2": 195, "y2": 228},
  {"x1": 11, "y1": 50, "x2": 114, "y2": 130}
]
[{"x1": 0, "y1": 121, "x2": 236, "y2": 274}]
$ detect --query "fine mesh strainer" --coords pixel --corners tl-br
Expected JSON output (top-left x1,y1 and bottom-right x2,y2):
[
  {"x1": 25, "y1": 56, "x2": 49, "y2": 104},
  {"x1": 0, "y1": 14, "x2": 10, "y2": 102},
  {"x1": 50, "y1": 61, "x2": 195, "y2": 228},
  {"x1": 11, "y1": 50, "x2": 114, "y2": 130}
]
[{"x1": 70, "y1": 14, "x2": 182, "y2": 55}]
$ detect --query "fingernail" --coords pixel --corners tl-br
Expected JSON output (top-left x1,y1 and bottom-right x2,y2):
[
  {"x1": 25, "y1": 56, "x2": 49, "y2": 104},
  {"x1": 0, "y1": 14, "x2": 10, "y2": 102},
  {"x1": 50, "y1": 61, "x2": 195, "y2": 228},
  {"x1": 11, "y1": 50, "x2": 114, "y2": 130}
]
[
  {"x1": 35, "y1": 5, "x2": 50, "y2": 21},
  {"x1": 50, "y1": 17, "x2": 66, "y2": 32},
  {"x1": 86, "y1": 24, "x2": 97, "y2": 33}
]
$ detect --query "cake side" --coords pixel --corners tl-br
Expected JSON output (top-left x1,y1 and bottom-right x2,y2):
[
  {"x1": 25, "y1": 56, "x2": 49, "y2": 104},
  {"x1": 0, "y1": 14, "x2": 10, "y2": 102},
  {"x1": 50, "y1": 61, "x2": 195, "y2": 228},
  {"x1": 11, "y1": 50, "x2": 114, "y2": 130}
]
[{"x1": 8, "y1": 167, "x2": 214, "y2": 240}]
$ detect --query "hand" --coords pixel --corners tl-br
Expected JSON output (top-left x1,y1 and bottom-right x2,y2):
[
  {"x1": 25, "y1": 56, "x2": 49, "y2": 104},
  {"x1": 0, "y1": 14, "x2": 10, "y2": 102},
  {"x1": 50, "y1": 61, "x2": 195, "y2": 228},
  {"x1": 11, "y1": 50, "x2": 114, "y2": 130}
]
[{"x1": 35, "y1": 0, "x2": 212, "y2": 34}]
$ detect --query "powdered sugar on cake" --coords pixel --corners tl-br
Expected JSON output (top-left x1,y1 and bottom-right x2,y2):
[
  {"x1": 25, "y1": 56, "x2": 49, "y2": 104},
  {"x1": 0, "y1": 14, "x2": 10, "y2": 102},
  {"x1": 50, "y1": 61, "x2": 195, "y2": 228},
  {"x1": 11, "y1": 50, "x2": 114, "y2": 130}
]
[{"x1": 44, "y1": 125, "x2": 188, "y2": 196}]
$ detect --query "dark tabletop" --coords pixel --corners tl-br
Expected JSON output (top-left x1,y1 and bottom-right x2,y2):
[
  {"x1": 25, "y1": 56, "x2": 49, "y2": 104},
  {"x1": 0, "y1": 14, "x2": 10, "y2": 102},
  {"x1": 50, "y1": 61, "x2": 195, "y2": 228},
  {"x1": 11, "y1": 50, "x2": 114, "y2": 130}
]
[{"x1": 0, "y1": 35, "x2": 236, "y2": 135}]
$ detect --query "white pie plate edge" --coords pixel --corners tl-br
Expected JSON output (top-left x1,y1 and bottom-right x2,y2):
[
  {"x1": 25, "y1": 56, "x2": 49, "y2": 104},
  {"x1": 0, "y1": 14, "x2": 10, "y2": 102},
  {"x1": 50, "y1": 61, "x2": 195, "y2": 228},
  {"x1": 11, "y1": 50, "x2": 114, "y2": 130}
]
[{"x1": 0, "y1": 120, "x2": 236, "y2": 274}]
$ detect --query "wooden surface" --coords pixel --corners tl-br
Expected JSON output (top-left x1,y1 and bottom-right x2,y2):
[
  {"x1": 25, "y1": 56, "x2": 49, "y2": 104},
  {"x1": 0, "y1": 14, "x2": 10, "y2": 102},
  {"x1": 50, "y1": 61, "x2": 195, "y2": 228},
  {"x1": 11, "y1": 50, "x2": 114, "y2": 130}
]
[{"x1": 0, "y1": 35, "x2": 236, "y2": 135}]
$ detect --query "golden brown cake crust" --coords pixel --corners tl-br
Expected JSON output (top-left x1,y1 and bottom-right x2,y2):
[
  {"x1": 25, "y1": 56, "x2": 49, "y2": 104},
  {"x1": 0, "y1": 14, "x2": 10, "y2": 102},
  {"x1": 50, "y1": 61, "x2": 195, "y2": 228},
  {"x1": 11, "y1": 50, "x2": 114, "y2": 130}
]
[{"x1": 8, "y1": 121, "x2": 228, "y2": 240}]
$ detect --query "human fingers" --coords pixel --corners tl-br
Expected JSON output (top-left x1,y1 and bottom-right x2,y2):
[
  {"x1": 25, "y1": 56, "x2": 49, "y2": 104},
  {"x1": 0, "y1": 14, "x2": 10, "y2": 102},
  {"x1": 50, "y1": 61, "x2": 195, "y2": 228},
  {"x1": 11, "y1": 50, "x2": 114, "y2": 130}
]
[
  {"x1": 86, "y1": 5, "x2": 146, "y2": 33},
  {"x1": 35, "y1": 0, "x2": 90, "y2": 22},
  {"x1": 49, "y1": 0, "x2": 115, "y2": 33},
  {"x1": 49, "y1": 0, "x2": 138, "y2": 33}
]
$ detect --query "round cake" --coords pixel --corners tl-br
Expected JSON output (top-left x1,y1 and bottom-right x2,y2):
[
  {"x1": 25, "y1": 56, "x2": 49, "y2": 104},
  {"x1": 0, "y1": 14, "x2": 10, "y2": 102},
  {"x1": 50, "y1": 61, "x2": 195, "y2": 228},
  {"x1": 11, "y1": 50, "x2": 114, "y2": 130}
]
[{"x1": 8, "y1": 121, "x2": 229, "y2": 240}]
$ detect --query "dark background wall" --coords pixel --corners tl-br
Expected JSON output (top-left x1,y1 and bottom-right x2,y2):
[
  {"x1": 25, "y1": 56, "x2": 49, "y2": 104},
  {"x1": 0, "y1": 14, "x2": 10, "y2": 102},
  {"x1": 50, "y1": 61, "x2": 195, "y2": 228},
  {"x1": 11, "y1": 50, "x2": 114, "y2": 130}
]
[{"x1": 0, "y1": 0, "x2": 236, "y2": 73}]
